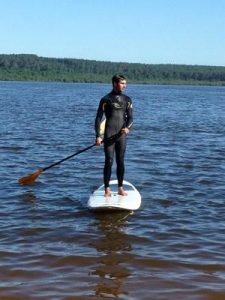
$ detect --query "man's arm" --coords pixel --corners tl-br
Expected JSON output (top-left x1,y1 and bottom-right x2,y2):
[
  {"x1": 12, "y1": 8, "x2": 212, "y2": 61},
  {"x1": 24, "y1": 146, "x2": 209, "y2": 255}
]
[{"x1": 125, "y1": 97, "x2": 133, "y2": 131}]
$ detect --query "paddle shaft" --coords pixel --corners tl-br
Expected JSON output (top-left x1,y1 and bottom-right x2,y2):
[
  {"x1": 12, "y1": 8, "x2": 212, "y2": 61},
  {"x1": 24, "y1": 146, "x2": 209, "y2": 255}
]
[
  {"x1": 18, "y1": 129, "x2": 126, "y2": 185},
  {"x1": 43, "y1": 130, "x2": 125, "y2": 171},
  {"x1": 42, "y1": 143, "x2": 96, "y2": 172}
]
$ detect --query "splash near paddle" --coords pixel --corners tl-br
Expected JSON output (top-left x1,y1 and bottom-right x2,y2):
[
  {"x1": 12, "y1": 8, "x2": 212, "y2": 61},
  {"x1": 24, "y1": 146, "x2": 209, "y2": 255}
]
[{"x1": 88, "y1": 180, "x2": 141, "y2": 211}]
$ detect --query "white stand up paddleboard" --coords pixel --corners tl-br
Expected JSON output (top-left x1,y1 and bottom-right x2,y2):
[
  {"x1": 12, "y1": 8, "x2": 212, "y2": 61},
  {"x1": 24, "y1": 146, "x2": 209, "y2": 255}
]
[{"x1": 88, "y1": 180, "x2": 141, "y2": 211}]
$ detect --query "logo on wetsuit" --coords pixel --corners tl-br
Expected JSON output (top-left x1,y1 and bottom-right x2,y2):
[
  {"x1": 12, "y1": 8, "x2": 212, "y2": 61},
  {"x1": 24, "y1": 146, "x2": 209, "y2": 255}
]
[{"x1": 112, "y1": 96, "x2": 124, "y2": 109}]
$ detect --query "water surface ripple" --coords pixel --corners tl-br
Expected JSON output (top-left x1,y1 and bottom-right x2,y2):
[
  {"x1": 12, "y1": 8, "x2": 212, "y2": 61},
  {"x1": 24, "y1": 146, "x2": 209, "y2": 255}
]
[{"x1": 1, "y1": 81, "x2": 225, "y2": 299}]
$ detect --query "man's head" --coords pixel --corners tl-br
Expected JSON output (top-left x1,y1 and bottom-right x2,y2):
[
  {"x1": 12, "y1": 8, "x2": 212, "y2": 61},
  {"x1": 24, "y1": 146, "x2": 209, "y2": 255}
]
[{"x1": 112, "y1": 74, "x2": 127, "y2": 93}]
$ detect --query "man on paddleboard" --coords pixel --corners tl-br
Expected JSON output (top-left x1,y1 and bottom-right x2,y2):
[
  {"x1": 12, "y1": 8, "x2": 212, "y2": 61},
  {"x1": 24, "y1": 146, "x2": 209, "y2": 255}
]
[{"x1": 95, "y1": 74, "x2": 133, "y2": 197}]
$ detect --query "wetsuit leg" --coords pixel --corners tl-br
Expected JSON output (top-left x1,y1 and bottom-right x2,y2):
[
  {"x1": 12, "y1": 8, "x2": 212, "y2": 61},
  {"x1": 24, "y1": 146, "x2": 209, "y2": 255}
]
[
  {"x1": 115, "y1": 135, "x2": 127, "y2": 187},
  {"x1": 104, "y1": 141, "x2": 115, "y2": 188}
]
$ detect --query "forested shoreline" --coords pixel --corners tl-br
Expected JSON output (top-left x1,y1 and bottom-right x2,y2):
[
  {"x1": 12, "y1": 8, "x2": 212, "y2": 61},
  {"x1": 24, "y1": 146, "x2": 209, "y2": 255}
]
[{"x1": 0, "y1": 54, "x2": 225, "y2": 85}]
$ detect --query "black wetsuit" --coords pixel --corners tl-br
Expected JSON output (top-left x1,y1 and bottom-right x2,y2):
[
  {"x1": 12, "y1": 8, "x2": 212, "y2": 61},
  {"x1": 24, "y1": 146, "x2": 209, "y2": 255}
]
[{"x1": 95, "y1": 90, "x2": 133, "y2": 188}]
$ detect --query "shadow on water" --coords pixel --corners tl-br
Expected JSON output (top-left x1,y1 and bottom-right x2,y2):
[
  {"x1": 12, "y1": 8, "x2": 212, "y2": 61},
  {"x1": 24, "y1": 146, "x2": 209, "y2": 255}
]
[{"x1": 90, "y1": 211, "x2": 133, "y2": 299}]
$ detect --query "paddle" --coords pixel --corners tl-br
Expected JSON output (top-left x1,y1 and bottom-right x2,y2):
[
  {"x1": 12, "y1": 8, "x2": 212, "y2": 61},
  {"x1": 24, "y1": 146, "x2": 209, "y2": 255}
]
[
  {"x1": 18, "y1": 143, "x2": 96, "y2": 185},
  {"x1": 18, "y1": 122, "x2": 124, "y2": 185}
]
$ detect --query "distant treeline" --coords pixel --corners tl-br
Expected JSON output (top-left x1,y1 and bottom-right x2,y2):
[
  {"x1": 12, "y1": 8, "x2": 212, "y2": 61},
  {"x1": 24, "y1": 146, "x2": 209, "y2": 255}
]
[{"x1": 0, "y1": 54, "x2": 225, "y2": 85}]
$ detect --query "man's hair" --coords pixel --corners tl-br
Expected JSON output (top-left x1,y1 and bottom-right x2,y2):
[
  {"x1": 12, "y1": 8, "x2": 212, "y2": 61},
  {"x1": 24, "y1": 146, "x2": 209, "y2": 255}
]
[{"x1": 112, "y1": 74, "x2": 126, "y2": 85}]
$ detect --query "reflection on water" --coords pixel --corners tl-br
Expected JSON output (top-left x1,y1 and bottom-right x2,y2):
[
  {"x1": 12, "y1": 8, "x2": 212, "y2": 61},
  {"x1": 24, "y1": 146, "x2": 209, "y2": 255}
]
[
  {"x1": 19, "y1": 190, "x2": 38, "y2": 204},
  {"x1": 90, "y1": 211, "x2": 133, "y2": 298}
]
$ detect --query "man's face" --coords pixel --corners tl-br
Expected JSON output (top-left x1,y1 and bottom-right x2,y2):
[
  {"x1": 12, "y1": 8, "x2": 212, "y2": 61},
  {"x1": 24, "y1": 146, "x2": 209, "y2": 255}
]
[{"x1": 114, "y1": 79, "x2": 127, "y2": 93}]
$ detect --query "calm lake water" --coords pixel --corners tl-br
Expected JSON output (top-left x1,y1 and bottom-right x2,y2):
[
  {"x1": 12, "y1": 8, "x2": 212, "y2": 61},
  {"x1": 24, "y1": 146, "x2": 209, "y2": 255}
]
[{"x1": 1, "y1": 81, "x2": 225, "y2": 299}]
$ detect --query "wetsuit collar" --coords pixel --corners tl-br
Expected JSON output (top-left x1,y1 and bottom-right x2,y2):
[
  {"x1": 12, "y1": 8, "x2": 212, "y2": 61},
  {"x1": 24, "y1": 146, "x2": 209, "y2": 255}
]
[{"x1": 112, "y1": 89, "x2": 122, "y2": 95}]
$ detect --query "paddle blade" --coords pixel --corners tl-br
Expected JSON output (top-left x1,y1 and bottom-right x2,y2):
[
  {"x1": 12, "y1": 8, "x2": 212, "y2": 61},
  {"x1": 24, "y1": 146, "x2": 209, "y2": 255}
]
[{"x1": 18, "y1": 170, "x2": 43, "y2": 185}]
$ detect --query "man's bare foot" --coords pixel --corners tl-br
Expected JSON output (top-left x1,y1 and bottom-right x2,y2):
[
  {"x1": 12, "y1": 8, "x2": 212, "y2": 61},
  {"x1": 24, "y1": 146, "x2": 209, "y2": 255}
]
[
  {"x1": 105, "y1": 187, "x2": 111, "y2": 197},
  {"x1": 118, "y1": 187, "x2": 128, "y2": 196}
]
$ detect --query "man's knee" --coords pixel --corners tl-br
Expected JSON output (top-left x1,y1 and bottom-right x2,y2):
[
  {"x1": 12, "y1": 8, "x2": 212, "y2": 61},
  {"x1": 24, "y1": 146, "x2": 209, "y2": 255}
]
[{"x1": 105, "y1": 157, "x2": 114, "y2": 167}]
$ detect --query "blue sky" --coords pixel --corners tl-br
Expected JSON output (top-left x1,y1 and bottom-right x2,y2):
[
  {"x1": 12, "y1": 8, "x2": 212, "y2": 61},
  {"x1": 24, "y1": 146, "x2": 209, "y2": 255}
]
[{"x1": 0, "y1": 0, "x2": 225, "y2": 66}]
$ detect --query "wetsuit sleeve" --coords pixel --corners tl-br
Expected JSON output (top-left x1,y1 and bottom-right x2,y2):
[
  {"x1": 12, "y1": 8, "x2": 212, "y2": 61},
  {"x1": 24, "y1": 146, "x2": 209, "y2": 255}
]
[
  {"x1": 95, "y1": 98, "x2": 105, "y2": 138},
  {"x1": 125, "y1": 97, "x2": 133, "y2": 129}
]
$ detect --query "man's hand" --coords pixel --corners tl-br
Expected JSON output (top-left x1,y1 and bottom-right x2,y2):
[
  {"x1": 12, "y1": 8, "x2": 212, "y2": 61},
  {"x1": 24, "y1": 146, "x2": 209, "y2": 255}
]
[
  {"x1": 121, "y1": 127, "x2": 130, "y2": 135},
  {"x1": 96, "y1": 137, "x2": 103, "y2": 145}
]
